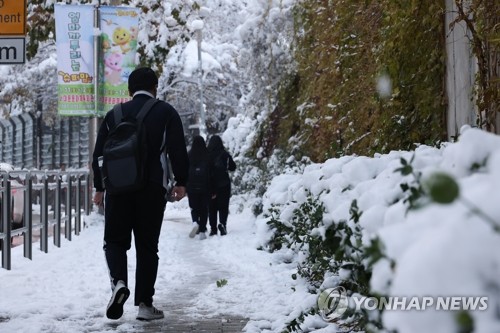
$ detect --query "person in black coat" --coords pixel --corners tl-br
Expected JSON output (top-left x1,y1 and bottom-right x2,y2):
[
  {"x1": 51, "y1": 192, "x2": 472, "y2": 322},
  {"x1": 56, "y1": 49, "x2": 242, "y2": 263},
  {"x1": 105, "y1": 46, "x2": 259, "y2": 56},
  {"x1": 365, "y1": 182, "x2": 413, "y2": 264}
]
[
  {"x1": 207, "y1": 135, "x2": 236, "y2": 236},
  {"x1": 187, "y1": 135, "x2": 211, "y2": 240},
  {"x1": 91, "y1": 67, "x2": 189, "y2": 321}
]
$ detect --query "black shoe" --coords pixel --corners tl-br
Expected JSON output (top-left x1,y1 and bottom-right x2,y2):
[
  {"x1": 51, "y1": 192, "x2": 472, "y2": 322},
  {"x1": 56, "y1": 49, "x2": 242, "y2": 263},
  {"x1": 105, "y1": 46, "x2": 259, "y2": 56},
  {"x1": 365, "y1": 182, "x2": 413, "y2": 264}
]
[
  {"x1": 218, "y1": 224, "x2": 227, "y2": 236},
  {"x1": 209, "y1": 230, "x2": 217, "y2": 236},
  {"x1": 106, "y1": 280, "x2": 130, "y2": 320}
]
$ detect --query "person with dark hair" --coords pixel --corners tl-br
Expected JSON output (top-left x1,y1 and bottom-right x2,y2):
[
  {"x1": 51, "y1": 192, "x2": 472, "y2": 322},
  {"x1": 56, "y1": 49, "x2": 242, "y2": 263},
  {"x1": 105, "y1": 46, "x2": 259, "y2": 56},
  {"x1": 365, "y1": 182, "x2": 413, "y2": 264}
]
[
  {"x1": 91, "y1": 67, "x2": 189, "y2": 321},
  {"x1": 207, "y1": 135, "x2": 236, "y2": 236},
  {"x1": 187, "y1": 135, "x2": 212, "y2": 240}
]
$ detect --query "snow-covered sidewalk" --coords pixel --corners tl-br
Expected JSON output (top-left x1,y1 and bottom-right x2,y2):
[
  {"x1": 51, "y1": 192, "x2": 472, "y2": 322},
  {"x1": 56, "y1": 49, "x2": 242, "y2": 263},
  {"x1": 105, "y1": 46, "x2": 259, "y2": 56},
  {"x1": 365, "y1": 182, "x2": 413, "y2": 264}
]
[{"x1": 0, "y1": 196, "x2": 309, "y2": 333}]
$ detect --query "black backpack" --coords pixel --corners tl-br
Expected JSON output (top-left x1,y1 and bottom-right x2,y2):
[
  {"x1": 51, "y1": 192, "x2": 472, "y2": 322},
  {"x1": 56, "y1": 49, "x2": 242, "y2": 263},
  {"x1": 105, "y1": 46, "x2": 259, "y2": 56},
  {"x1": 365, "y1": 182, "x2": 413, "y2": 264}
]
[
  {"x1": 101, "y1": 98, "x2": 159, "y2": 194},
  {"x1": 188, "y1": 160, "x2": 210, "y2": 193},
  {"x1": 213, "y1": 152, "x2": 230, "y2": 187}
]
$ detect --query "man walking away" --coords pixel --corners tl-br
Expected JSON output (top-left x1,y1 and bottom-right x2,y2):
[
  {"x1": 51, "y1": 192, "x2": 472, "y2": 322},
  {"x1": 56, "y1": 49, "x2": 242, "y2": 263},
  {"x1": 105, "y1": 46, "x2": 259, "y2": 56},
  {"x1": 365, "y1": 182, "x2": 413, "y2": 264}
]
[{"x1": 92, "y1": 67, "x2": 189, "y2": 321}]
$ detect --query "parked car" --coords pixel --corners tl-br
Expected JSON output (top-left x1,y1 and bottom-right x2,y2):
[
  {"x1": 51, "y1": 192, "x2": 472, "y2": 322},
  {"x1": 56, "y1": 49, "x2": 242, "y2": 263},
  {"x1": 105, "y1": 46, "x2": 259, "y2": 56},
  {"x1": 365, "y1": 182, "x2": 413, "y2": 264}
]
[{"x1": 0, "y1": 163, "x2": 24, "y2": 230}]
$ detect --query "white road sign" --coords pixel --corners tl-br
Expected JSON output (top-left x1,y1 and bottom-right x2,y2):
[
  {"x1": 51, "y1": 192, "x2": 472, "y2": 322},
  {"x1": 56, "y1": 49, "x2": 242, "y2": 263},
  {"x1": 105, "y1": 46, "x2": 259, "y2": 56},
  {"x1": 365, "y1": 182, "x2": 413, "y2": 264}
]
[{"x1": 0, "y1": 37, "x2": 25, "y2": 64}]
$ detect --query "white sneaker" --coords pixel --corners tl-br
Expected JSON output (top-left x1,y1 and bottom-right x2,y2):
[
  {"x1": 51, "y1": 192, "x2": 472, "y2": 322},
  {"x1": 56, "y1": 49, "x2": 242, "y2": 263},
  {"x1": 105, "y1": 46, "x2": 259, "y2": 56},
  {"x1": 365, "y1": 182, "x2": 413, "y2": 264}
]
[
  {"x1": 137, "y1": 302, "x2": 164, "y2": 321},
  {"x1": 199, "y1": 232, "x2": 207, "y2": 240},
  {"x1": 189, "y1": 223, "x2": 199, "y2": 238},
  {"x1": 106, "y1": 280, "x2": 130, "y2": 320}
]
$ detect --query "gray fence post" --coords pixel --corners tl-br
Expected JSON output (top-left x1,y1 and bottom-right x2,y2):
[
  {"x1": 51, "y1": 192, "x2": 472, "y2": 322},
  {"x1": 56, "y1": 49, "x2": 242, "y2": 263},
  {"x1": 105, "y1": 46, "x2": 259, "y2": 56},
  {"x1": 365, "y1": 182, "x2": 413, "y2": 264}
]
[
  {"x1": 24, "y1": 174, "x2": 33, "y2": 259},
  {"x1": 65, "y1": 176, "x2": 72, "y2": 241},
  {"x1": 54, "y1": 174, "x2": 61, "y2": 247},
  {"x1": 40, "y1": 175, "x2": 49, "y2": 253},
  {"x1": 84, "y1": 173, "x2": 90, "y2": 216},
  {"x1": 2, "y1": 175, "x2": 12, "y2": 270},
  {"x1": 75, "y1": 175, "x2": 81, "y2": 236}
]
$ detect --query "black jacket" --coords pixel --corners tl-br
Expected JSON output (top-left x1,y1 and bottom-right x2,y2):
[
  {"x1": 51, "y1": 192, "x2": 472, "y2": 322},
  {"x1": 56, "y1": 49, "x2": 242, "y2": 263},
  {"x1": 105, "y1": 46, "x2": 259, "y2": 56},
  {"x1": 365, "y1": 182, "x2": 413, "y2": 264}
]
[
  {"x1": 92, "y1": 94, "x2": 189, "y2": 192},
  {"x1": 209, "y1": 150, "x2": 236, "y2": 188}
]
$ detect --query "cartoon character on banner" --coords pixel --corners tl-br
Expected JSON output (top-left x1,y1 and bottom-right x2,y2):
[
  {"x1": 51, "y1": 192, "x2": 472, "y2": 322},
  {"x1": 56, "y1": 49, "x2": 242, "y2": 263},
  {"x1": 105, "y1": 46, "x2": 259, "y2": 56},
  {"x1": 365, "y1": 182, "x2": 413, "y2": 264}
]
[
  {"x1": 101, "y1": 33, "x2": 112, "y2": 53},
  {"x1": 113, "y1": 27, "x2": 132, "y2": 54},
  {"x1": 104, "y1": 52, "x2": 123, "y2": 86},
  {"x1": 100, "y1": 20, "x2": 139, "y2": 86},
  {"x1": 129, "y1": 26, "x2": 138, "y2": 51}
]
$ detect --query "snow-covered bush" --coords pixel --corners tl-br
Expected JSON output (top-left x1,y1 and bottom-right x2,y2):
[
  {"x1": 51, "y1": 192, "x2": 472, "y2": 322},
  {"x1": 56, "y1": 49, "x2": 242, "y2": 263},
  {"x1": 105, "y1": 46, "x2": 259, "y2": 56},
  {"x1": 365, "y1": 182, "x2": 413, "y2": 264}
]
[{"x1": 256, "y1": 128, "x2": 500, "y2": 332}]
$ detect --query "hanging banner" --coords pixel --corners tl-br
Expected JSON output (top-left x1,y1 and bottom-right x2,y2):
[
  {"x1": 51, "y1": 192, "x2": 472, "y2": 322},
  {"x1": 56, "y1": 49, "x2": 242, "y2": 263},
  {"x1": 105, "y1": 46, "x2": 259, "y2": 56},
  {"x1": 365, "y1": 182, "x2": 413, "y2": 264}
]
[
  {"x1": 97, "y1": 6, "x2": 140, "y2": 115},
  {"x1": 55, "y1": 4, "x2": 95, "y2": 116}
]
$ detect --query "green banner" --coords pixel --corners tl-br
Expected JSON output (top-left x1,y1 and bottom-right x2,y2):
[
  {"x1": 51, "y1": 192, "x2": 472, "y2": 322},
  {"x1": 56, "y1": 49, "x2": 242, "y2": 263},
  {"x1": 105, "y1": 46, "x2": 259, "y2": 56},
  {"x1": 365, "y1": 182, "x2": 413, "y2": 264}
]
[{"x1": 97, "y1": 6, "x2": 140, "y2": 116}]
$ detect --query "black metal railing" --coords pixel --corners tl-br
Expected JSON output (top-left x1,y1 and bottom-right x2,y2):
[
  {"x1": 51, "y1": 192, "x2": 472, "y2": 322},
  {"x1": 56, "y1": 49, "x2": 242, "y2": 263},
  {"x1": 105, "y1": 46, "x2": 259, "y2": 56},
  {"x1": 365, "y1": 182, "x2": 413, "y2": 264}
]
[{"x1": 0, "y1": 169, "x2": 91, "y2": 270}]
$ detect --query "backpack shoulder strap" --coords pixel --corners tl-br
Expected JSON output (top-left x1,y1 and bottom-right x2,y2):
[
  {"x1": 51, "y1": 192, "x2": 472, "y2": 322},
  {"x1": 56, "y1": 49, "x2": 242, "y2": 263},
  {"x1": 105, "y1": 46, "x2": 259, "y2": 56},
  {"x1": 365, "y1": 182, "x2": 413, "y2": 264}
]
[
  {"x1": 136, "y1": 98, "x2": 160, "y2": 124},
  {"x1": 112, "y1": 103, "x2": 123, "y2": 127}
]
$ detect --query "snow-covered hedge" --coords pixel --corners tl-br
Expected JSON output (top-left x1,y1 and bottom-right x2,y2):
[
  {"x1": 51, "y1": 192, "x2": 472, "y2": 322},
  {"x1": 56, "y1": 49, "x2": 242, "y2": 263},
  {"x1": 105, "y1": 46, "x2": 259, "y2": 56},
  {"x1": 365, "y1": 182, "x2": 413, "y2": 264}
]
[{"x1": 255, "y1": 127, "x2": 500, "y2": 333}]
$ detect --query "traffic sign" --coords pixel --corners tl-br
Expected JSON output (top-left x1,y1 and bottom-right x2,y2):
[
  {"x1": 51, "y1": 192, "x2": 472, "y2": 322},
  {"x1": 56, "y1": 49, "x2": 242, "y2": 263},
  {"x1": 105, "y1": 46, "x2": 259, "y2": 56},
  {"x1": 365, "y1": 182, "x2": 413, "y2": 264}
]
[
  {"x1": 0, "y1": 37, "x2": 25, "y2": 64},
  {"x1": 0, "y1": 0, "x2": 27, "y2": 35}
]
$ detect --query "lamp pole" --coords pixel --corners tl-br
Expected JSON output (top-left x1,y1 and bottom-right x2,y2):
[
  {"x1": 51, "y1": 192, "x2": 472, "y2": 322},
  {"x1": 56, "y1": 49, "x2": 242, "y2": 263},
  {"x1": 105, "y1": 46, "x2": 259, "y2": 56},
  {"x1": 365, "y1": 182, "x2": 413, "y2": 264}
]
[
  {"x1": 89, "y1": 0, "x2": 101, "y2": 175},
  {"x1": 194, "y1": 22, "x2": 206, "y2": 138}
]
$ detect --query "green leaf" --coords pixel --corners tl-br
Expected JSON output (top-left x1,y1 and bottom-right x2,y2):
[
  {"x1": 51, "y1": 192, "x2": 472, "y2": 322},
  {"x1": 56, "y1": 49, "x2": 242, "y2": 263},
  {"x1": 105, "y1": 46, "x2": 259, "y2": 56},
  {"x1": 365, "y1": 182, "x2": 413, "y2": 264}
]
[
  {"x1": 216, "y1": 279, "x2": 228, "y2": 288},
  {"x1": 423, "y1": 172, "x2": 460, "y2": 204},
  {"x1": 400, "y1": 165, "x2": 413, "y2": 175},
  {"x1": 456, "y1": 310, "x2": 474, "y2": 333}
]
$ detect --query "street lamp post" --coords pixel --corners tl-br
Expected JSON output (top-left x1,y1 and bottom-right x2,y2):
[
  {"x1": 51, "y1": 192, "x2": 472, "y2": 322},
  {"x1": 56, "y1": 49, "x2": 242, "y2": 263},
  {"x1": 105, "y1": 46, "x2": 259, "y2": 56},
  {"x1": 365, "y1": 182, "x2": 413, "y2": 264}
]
[{"x1": 193, "y1": 20, "x2": 206, "y2": 138}]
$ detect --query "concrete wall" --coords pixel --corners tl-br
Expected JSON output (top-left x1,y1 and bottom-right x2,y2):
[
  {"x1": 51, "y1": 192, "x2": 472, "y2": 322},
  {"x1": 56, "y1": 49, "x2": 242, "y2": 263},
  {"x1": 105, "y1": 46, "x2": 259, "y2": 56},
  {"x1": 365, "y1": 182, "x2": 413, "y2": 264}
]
[{"x1": 445, "y1": 0, "x2": 478, "y2": 140}]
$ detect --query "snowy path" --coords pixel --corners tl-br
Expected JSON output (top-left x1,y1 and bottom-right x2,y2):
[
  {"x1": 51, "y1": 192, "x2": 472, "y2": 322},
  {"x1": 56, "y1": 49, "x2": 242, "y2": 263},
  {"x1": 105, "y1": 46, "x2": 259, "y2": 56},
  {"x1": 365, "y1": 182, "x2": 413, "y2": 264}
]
[
  {"x1": 0, "y1": 198, "x2": 304, "y2": 333},
  {"x1": 152, "y1": 215, "x2": 234, "y2": 318}
]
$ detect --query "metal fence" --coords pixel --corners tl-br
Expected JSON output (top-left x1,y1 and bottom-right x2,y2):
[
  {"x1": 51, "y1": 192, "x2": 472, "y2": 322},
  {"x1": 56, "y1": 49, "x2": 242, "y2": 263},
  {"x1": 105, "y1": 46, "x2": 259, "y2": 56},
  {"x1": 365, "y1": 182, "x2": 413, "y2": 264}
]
[
  {"x1": 0, "y1": 169, "x2": 91, "y2": 270},
  {"x1": 0, "y1": 114, "x2": 90, "y2": 170}
]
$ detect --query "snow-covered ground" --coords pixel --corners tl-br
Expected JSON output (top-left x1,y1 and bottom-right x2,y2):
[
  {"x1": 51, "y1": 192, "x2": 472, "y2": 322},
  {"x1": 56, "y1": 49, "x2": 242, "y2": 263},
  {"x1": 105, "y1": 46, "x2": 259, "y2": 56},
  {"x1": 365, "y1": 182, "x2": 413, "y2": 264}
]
[
  {"x1": 1, "y1": 127, "x2": 500, "y2": 333},
  {"x1": 0, "y1": 195, "x2": 312, "y2": 333}
]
